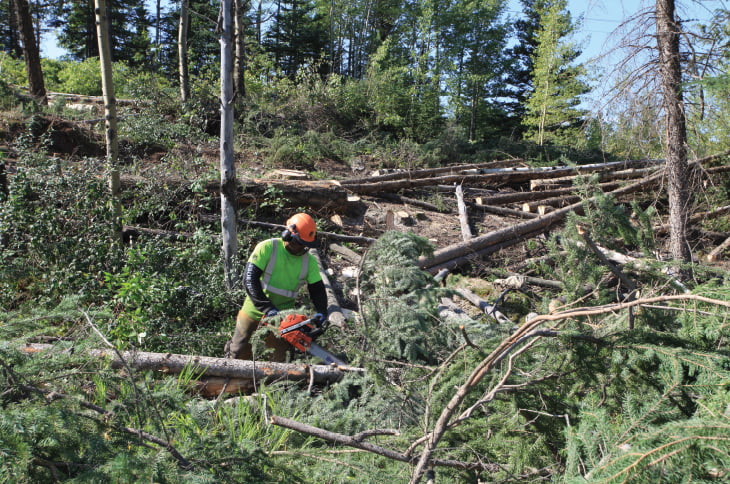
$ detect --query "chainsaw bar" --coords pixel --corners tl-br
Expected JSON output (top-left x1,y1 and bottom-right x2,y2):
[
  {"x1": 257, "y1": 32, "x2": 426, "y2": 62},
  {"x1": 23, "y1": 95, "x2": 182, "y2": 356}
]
[{"x1": 307, "y1": 342, "x2": 347, "y2": 366}]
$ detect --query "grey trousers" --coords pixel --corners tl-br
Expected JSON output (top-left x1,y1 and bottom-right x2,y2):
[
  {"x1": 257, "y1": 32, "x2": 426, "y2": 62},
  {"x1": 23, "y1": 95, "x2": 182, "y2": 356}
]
[{"x1": 227, "y1": 309, "x2": 290, "y2": 362}]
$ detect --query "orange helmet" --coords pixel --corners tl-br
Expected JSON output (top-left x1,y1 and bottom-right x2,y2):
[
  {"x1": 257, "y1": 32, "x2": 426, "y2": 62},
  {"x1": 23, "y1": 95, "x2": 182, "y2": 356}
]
[{"x1": 284, "y1": 213, "x2": 318, "y2": 247}]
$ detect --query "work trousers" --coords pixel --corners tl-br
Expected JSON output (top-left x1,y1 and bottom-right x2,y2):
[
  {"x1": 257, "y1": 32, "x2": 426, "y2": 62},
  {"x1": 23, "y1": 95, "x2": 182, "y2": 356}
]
[{"x1": 226, "y1": 310, "x2": 290, "y2": 362}]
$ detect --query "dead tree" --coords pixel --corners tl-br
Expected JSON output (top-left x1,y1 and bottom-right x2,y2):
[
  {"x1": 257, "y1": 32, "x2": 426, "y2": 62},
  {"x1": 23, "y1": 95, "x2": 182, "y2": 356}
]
[{"x1": 656, "y1": 0, "x2": 691, "y2": 264}]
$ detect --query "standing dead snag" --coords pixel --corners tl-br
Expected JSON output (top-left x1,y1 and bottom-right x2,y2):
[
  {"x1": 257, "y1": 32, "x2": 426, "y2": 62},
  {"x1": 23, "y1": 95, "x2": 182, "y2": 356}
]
[{"x1": 656, "y1": 0, "x2": 692, "y2": 265}]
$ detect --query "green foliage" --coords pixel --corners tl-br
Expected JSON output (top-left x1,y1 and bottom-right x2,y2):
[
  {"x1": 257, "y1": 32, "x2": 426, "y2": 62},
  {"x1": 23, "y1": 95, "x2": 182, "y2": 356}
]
[
  {"x1": 267, "y1": 128, "x2": 352, "y2": 169},
  {"x1": 543, "y1": 178, "x2": 657, "y2": 302},
  {"x1": 0, "y1": 156, "x2": 121, "y2": 310},
  {"x1": 0, "y1": 337, "x2": 296, "y2": 483},
  {"x1": 0, "y1": 52, "x2": 26, "y2": 85},
  {"x1": 522, "y1": 0, "x2": 590, "y2": 147},
  {"x1": 562, "y1": 287, "x2": 730, "y2": 482},
  {"x1": 356, "y1": 231, "x2": 454, "y2": 363}
]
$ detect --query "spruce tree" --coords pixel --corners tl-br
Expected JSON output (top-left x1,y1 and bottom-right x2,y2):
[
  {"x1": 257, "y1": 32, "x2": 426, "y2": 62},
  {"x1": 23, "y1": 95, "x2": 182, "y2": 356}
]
[
  {"x1": 50, "y1": 0, "x2": 152, "y2": 67},
  {"x1": 521, "y1": 0, "x2": 589, "y2": 146}
]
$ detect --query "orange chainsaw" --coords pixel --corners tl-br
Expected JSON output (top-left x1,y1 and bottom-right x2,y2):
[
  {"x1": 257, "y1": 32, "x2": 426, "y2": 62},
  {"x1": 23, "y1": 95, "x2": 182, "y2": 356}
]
[{"x1": 278, "y1": 314, "x2": 345, "y2": 366}]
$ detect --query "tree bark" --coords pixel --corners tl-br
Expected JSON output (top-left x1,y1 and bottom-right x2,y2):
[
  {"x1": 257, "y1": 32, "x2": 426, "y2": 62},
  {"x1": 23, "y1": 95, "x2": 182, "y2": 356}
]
[
  {"x1": 455, "y1": 184, "x2": 472, "y2": 241},
  {"x1": 656, "y1": 0, "x2": 691, "y2": 264},
  {"x1": 13, "y1": 0, "x2": 46, "y2": 105},
  {"x1": 220, "y1": 0, "x2": 239, "y2": 291},
  {"x1": 22, "y1": 344, "x2": 360, "y2": 394},
  {"x1": 178, "y1": 0, "x2": 190, "y2": 102},
  {"x1": 94, "y1": 0, "x2": 122, "y2": 245},
  {"x1": 233, "y1": 0, "x2": 248, "y2": 101}
]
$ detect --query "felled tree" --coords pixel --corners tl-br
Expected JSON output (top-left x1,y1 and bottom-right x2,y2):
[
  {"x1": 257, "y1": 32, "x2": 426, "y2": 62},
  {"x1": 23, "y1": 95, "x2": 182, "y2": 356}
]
[{"x1": 356, "y1": 231, "x2": 461, "y2": 364}]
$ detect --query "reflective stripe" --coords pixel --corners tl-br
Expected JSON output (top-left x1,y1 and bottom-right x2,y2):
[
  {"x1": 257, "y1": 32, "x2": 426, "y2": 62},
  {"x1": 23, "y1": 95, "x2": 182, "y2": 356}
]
[{"x1": 260, "y1": 238, "x2": 309, "y2": 299}]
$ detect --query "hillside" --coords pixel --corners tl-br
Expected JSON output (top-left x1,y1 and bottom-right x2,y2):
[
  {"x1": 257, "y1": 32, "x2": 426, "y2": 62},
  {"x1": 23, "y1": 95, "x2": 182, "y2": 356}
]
[{"x1": 2, "y1": 106, "x2": 730, "y2": 483}]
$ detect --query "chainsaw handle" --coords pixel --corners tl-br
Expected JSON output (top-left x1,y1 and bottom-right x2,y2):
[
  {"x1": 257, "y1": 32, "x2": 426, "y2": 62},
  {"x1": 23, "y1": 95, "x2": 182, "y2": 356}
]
[{"x1": 306, "y1": 319, "x2": 329, "y2": 339}]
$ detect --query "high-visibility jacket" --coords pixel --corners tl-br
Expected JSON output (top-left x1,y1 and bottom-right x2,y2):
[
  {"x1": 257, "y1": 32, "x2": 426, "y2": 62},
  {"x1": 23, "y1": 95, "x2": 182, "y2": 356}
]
[{"x1": 241, "y1": 238, "x2": 322, "y2": 319}]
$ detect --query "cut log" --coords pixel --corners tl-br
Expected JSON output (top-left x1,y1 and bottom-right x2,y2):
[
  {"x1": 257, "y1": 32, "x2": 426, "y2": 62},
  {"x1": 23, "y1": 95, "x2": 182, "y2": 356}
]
[
  {"x1": 419, "y1": 171, "x2": 664, "y2": 272},
  {"x1": 529, "y1": 166, "x2": 660, "y2": 191},
  {"x1": 705, "y1": 236, "x2": 730, "y2": 262},
  {"x1": 119, "y1": 175, "x2": 355, "y2": 214},
  {"x1": 470, "y1": 201, "x2": 539, "y2": 219},
  {"x1": 455, "y1": 184, "x2": 472, "y2": 241},
  {"x1": 340, "y1": 159, "x2": 523, "y2": 185},
  {"x1": 521, "y1": 195, "x2": 582, "y2": 212},
  {"x1": 654, "y1": 205, "x2": 730, "y2": 235},
  {"x1": 344, "y1": 160, "x2": 665, "y2": 195},
  {"x1": 422, "y1": 226, "x2": 550, "y2": 274},
  {"x1": 22, "y1": 344, "x2": 363, "y2": 396},
  {"x1": 472, "y1": 182, "x2": 622, "y2": 206},
  {"x1": 328, "y1": 243, "x2": 362, "y2": 264}
]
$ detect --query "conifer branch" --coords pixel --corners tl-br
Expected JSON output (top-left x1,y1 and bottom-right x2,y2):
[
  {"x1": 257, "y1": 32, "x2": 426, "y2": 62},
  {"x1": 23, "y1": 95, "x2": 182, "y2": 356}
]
[
  {"x1": 269, "y1": 415, "x2": 500, "y2": 472},
  {"x1": 20, "y1": 382, "x2": 194, "y2": 470},
  {"x1": 409, "y1": 293, "x2": 730, "y2": 483}
]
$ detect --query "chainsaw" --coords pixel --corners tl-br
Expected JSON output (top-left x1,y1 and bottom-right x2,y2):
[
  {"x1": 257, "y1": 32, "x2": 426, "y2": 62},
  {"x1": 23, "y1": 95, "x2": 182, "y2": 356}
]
[{"x1": 278, "y1": 314, "x2": 346, "y2": 366}]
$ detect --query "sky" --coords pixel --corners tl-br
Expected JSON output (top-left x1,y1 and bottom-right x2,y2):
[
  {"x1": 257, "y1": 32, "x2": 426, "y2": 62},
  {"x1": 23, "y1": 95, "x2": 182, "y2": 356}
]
[{"x1": 41, "y1": 0, "x2": 726, "y2": 67}]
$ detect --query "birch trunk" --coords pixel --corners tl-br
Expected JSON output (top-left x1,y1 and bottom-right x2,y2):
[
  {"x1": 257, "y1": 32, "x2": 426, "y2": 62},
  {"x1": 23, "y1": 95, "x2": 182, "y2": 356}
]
[{"x1": 178, "y1": 0, "x2": 190, "y2": 102}]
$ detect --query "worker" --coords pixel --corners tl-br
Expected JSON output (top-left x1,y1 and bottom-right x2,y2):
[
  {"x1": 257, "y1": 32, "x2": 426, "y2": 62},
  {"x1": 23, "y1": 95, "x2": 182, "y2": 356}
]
[{"x1": 226, "y1": 213, "x2": 328, "y2": 361}]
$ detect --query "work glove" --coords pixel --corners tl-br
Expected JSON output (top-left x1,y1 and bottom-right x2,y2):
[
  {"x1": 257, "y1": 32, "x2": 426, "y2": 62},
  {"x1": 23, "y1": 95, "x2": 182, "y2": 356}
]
[
  {"x1": 307, "y1": 313, "x2": 329, "y2": 339},
  {"x1": 312, "y1": 313, "x2": 325, "y2": 325},
  {"x1": 264, "y1": 308, "x2": 279, "y2": 318}
]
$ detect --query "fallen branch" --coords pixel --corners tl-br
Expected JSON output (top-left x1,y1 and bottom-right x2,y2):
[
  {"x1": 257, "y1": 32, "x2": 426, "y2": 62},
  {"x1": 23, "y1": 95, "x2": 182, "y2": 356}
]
[
  {"x1": 454, "y1": 287, "x2": 513, "y2": 325},
  {"x1": 19, "y1": 382, "x2": 192, "y2": 469},
  {"x1": 408, "y1": 293, "x2": 730, "y2": 483},
  {"x1": 269, "y1": 415, "x2": 499, "y2": 472}
]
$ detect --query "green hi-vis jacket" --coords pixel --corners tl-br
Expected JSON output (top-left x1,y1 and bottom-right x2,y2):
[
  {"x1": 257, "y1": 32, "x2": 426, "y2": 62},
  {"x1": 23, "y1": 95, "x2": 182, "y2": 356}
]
[{"x1": 241, "y1": 238, "x2": 322, "y2": 319}]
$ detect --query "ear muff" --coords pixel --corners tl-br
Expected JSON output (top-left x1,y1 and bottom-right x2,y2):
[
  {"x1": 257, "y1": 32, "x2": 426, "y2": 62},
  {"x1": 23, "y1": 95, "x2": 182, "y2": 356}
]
[{"x1": 282, "y1": 228, "x2": 293, "y2": 241}]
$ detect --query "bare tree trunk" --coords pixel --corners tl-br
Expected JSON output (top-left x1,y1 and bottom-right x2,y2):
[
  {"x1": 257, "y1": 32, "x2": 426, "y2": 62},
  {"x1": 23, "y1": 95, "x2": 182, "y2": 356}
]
[
  {"x1": 13, "y1": 0, "x2": 46, "y2": 105},
  {"x1": 220, "y1": 0, "x2": 239, "y2": 291},
  {"x1": 94, "y1": 0, "x2": 122, "y2": 245},
  {"x1": 233, "y1": 0, "x2": 247, "y2": 101},
  {"x1": 155, "y1": 0, "x2": 161, "y2": 65},
  {"x1": 178, "y1": 0, "x2": 190, "y2": 103},
  {"x1": 656, "y1": 0, "x2": 691, "y2": 265},
  {"x1": 8, "y1": 0, "x2": 24, "y2": 57}
]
